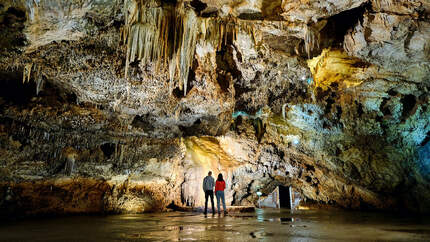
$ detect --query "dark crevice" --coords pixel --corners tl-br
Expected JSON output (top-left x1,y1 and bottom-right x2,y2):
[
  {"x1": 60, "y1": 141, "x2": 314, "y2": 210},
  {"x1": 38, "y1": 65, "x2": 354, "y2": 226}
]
[
  {"x1": 0, "y1": 71, "x2": 36, "y2": 105},
  {"x1": 400, "y1": 94, "x2": 417, "y2": 120},
  {"x1": 336, "y1": 106, "x2": 342, "y2": 120},
  {"x1": 388, "y1": 89, "x2": 398, "y2": 96},
  {"x1": 0, "y1": 71, "x2": 76, "y2": 108},
  {"x1": 100, "y1": 143, "x2": 115, "y2": 159},
  {"x1": 305, "y1": 164, "x2": 315, "y2": 172},
  {"x1": 6, "y1": 7, "x2": 26, "y2": 18},
  {"x1": 320, "y1": 3, "x2": 369, "y2": 48},
  {"x1": 253, "y1": 118, "x2": 265, "y2": 143},
  {"x1": 324, "y1": 97, "x2": 335, "y2": 115},
  {"x1": 200, "y1": 11, "x2": 218, "y2": 18},
  {"x1": 190, "y1": 0, "x2": 207, "y2": 14},
  {"x1": 420, "y1": 131, "x2": 430, "y2": 147},
  {"x1": 131, "y1": 115, "x2": 155, "y2": 132},
  {"x1": 172, "y1": 87, "x2": 185, "y2": 99},
  {"x1": 216, "y1": 72, "x2": 231, "y2": 93},
  {"x1": 238, "y1": 12, "x2": 264, "y2": 20},
  {"x1": 357, "y1": 102, "x2": 364, "y2": 117},
  {"x1": 216, "y1": 44, "x2": 239, "y2": 93},
  {"x1": 179, "y1": 118, "x2": 204, "y2": 137},
  {"x1": 380, "y1": 98, "x2": 391, "y2": 116},
  {"x1": 323, "y1": 121, "x2": 331, "y2": 130},
  {"x1": 0, "y1": 7, "x2": 27, "y2": 49},
  {"x1": 187, "y1": 68, "x2": 196, "y2": 92}
]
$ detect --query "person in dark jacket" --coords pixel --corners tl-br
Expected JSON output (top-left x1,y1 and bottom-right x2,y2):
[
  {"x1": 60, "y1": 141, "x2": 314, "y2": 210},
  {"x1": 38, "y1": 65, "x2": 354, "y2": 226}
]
[
  {"x1": 203, "y1": 171, "x2": 215, "y2": 215},
  {"x1": 215, "y1": 173, "x2": 227, "y2": 215}
]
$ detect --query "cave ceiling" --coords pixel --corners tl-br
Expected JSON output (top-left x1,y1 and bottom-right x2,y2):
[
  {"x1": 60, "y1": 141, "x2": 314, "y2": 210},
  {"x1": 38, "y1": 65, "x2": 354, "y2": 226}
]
[{"x1": 0, "y1": 0, "x2": 430, "y2": 215}]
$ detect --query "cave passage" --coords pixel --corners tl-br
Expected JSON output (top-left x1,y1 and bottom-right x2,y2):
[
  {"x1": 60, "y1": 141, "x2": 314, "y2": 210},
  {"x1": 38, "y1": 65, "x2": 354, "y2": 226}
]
[
  {"x1": 1, "y1": 0, "x2": 430, "y2": 241},
  {"x1": 257, "y1": 186, "x2": 301, "y2": 210}
]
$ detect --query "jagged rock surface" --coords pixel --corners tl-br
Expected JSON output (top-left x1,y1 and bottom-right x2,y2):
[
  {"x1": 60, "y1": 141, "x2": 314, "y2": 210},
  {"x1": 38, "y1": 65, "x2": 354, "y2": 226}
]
[{"x1": 0, "y1": 0, "x2": 429, "y2": 217}]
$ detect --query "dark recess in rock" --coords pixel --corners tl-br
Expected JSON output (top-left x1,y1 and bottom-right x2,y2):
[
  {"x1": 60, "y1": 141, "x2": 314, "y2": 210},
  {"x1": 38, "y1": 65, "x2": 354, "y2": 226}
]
[
  {"x1": 388, "y1": 89, "x2": 398, "y2": 96},
  {"x1": 400, "y1": 94, "x2": 417, "y2": 120},
  {"x1": 321, "y1": 3, "x2": 368, "y2": 47},
  {"x1": 131, "y1": 115, "x2": 155, "y2": 132},
  {"x1": 356, "y1": 101, "x2": 364, "y2": 117},
  {"x1": 238, "y1": 12, "x2": 264, "y2": 20},
  {"x1": 179, "y1": 118, "x2": 203, "y2": 137},
  {"x1": 324, "y1": 97, "x2": 335, "y2": 115},
  {"x1": 216, "y1": 46, "x2": 239, "y2": 93},
  {"x1": 0, "y1": 71, "x2": 36, "y2": 105},
  {"x1": 190, "y1": 0, "x2": 207, "y2": 14},
  {"x1": 0, "y1": 6, "x2": 27, "y2": 49},
  {"x1": 101, "y1": 143, "x2": 116, "y2": 159},
  {"x1": 420, "y1": 131, "x2": 430, "y2": 147},
  {"x1": 380, "y1": 98, "x2": 392, "y2": 117}
]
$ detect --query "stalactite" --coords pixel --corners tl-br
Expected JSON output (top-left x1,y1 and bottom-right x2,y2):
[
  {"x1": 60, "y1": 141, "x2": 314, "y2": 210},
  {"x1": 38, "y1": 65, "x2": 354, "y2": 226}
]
[
  {"x1": 304, "y1": 25, "x2": 316, "y2": 59},
  {"x1": 123, "y1": 1, "x2": 260, "y2": 95},
  {"x1": 303, "y1": 20, "x2": 326, "y2": 59},
  {"x1": 123, "y1": 0, "x2": 200, "y2": 96},
  {"x1": 35, "y1": 66, "x2": 44, "y2": 95},
  {"x1": 23, "y1": 63, "x2": 33, "y2": 83},
  {"x1": 168, "y1": 2, "x2": 198, "y2": 96},
  {"x1": 123, "y1": 0, "x2": 171, "y2": 79},
  {"x1": 22, "y1": 62, "x2": 44, "y2": 95}
]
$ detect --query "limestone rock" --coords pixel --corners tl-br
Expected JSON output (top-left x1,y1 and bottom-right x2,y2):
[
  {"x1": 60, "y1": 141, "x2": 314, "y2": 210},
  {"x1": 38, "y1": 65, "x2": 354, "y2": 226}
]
[
  {"x1": 281, "y1": 0, "x2": 368, "y2": 23},
  {"x1": 1, "y1": 0, "x2": 430, "y2": 217},
  {"x1": 344, "y1": 11, "x2": 430, "y2": 83}
]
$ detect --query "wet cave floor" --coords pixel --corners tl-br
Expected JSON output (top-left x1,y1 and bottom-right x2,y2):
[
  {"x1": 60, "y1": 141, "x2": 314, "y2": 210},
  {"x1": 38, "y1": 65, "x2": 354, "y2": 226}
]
[{"x1": 1, "y1": 209, "x2": 430, "y2": 241}]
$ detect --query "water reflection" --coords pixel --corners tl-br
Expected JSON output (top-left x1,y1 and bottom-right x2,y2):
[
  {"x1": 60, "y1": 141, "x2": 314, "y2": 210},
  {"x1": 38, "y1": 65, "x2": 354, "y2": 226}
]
[{"x1": 0, "y1": 209, "x2": 429, "y2": 241}]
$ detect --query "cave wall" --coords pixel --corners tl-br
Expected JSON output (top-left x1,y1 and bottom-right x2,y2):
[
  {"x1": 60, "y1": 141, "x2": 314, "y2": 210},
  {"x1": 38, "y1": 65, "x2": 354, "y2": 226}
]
[{"x1": 0, "y1": 0, "x2": 429, "y2": 217}]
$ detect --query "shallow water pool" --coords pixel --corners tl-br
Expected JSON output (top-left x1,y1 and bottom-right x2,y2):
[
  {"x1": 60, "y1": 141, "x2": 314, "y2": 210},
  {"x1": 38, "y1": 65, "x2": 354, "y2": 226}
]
[{"x1": 1, "y1": 209, "x2": 429, "y2": 241}]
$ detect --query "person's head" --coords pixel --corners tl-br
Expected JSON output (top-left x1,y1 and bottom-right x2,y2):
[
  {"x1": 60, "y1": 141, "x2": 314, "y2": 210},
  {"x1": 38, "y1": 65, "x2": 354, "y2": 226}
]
[
  {"x1": 208, "y1": 171, "x2": 212, "y2": 176},
  {"x1": 217, "y1": 173, "x2": 224, "y2": 182}
]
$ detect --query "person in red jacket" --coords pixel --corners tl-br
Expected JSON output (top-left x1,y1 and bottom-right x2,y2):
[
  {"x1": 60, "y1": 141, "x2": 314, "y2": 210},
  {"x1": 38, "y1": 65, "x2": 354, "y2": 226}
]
[{"x1": 215, "y1": 173, "x2": 227, "y2": 215}]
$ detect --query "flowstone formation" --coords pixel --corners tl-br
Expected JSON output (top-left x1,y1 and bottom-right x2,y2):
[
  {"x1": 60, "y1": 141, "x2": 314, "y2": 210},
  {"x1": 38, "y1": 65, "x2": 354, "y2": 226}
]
[{"x1": 0, "y1": 0, "x2": 429, "y2": 217}]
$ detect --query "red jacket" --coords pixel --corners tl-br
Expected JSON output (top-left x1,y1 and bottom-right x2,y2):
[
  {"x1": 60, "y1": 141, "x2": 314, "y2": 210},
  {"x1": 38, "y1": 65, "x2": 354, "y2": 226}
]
[{"x1": 215, "y1": 180, "x2": 225, "y2": 192}]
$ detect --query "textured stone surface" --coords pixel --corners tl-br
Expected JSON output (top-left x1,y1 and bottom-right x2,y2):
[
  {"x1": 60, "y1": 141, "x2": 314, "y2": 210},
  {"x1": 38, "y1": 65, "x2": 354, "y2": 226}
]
[
  {"x1": 344, "y1": 9, "x2": 430, "y2": 82},
  {"x1": 281, "y1": 0, "x2": 368, "y2": 23},
  {"x1": 0, "y1": 0, "x2": 430, "y2": 217}
]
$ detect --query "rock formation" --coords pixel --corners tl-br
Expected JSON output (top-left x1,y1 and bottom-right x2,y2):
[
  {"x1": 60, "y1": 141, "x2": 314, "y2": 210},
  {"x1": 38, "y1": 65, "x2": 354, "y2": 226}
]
[{"x1": 0, "y1": 0, "x2": 429, "y2": 217}]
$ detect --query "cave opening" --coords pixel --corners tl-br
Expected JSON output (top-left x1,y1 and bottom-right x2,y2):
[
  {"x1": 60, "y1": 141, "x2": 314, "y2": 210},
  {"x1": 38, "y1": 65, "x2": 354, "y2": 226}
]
[
  {"x1": 0, "y1": 71, "x2": 37, "y2": 105},
  {"x1": 279, "y1": 186, "x2": 293, "y2": 209},
  {"x1": 258, "y1": 186, "x2": 300, "y2": 209},
  {"x1": 321, "y1": 3, "x2": 368, "y2": 47},
  {"x1": 0, "y1": 71, "x2": 78, "y2": 109}
]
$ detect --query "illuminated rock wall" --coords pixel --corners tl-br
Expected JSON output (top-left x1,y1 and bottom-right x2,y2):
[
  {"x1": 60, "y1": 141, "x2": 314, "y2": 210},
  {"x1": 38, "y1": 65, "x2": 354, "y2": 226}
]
[{"x1": 0, "y1": 0, "x2": 429, "y2": 216}]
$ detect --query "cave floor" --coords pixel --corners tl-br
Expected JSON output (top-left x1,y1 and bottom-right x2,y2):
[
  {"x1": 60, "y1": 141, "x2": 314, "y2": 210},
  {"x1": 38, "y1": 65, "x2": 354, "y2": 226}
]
[{"x1": 1, "y1": 209, "x2": 429, "y2": 241}]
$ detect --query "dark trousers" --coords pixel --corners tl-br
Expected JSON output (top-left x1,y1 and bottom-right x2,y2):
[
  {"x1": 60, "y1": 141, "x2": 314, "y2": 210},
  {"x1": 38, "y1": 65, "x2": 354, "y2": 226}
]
[{"x1": 204, "y1": 190, "x2": 215, "y2": 214}]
